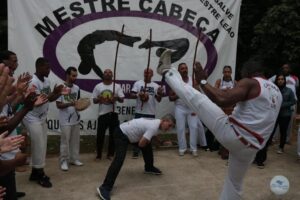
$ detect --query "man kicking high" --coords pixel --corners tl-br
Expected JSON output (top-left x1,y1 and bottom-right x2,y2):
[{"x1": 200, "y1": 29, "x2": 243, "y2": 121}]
[{"x1": 157, "y1": 50, "x2": 282, "y2": 200}]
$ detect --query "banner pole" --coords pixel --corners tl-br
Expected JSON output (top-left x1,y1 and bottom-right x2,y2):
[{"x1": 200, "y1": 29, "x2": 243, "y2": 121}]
[
  {"x1": 113, "y1": 24, "x2": 125, "y2": 112},
  {"x1": 141, "y1": 29, "x2": 152, "y2": 111},
  {"x1": 192, "y1": 29, "x2": 201, "y2": 86}
]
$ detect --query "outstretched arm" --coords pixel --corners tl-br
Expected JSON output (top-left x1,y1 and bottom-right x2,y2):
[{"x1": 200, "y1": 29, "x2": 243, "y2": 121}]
[{"x1": 194, "y1": 62, "x2": 258, "y2": 107}]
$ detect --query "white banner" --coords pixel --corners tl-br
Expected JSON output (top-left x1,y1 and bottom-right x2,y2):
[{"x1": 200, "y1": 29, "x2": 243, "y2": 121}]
[{"x1": 8, "y1": 0, "x2": 241, "y2": 135}]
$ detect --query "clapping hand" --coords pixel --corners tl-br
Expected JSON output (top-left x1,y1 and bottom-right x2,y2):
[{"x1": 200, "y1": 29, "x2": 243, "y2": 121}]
[
  {"x1": 0, "y1": 64, "x2": 15, "y2": 110},
  {"x1": 53, "y1": 84, "x2": 64, "y2": 95},
  {"x1": 16, "y1": 72, "x2": 32, "y2": 96},
  {"x1": 34, "y1": 93, "x2": 48, "y2": 107},
  {"x1": 0, "y1": 131, "x2": 25, "y2": 153}
]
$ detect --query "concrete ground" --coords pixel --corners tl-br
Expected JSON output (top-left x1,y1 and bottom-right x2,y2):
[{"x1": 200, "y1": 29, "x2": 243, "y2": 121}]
[{"x1": 16, "y1": 143, "x2": 300, "y2": 200}]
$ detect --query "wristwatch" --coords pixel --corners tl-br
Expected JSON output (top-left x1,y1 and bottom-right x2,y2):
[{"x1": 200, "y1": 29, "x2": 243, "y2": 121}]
[{"x1": 200, "y1": 79, "x2": 207, "y2": 86}]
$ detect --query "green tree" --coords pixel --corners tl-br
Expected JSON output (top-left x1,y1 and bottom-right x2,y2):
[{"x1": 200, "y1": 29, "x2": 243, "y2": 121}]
[
  {"x1": 251, "y1": 0, "x2": 300, "y2": 73},
  {"x1": 237, "y1": 0, "x2": 280, "y2": 78}
]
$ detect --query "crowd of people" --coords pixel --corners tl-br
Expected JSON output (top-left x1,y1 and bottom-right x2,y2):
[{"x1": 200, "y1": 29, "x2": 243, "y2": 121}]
[{"x1": 0, "y1": 49, "x2": 299, "y2": 200}]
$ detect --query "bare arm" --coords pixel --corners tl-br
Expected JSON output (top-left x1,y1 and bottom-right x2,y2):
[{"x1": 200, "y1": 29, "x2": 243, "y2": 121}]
[
  {"x1": 48, "y1": 84, "x2": 64, "y2": 102},
  {"x1": 168, "y1": 90, "x2": 178, "y2": 101},
  {"x1": 130, "y1": 91, "x2": 138, "y2": 99},
  {"x1": 194, "y1": 62, "x2": 258, "y2": 107},
  {"x1": 138, "y1": 137, "x2": 150, "y2": 148},
  {"x1": 214, "y1": 79, "x2": 221, "y2": 88}
]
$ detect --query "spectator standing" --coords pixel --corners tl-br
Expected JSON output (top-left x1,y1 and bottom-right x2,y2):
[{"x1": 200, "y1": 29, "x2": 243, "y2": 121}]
[
  {"x1": 56, "y1": 67, "x2": 83, "y2": 171},
  {"x1": 130, "y1": 68, "x2": 164, "y2": 158},
  {"x1": 92, "y1": 69, "x2": 125, "y2": 160},
  {"x1": 169, "y1": 63, "x2": 199, "y2": 156},
  {"x1": 23, "y1": 57, "x2": 63, "y2": 188}
]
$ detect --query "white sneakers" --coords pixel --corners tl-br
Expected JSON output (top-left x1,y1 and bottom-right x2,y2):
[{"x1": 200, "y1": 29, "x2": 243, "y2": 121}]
[
  {"x1": 277, "y1": 149, "x2": 283, "y2": 154},
  {"x1": 192, "y1": 151, "x2": 198, "y2": 157},
  {"x1": 179, "y1": 150, "x2": 198, "y2": 157},
  {"x1": 61, "y1": 160, "x2": 83, "y2": 171},
  {"x1": 70, "y1": 160, "x2": 84, "y2": 166},
  {"x1": 61, "y1": 161, "x2": 68, "y2": 171},
  {"x1": 157, "y1": 49, "x2": 172, "y2": 75}
]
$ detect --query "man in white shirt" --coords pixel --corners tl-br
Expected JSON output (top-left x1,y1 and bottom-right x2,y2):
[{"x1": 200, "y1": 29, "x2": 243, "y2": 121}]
[
  {"x1": 92, "y1": 69, "x2": 125, "y2": 160},
  {"x1": 169, "y1": 63, "x2": 199, "y2": 156},
  {"x1": 23, "y1": 57, "x2": 63, "y2": 188},
  {"x1": 97, "y1": 114, "x2": 175, "y2": 200},
  {"x1": 130, "y1": 68, "x2": 164, "y2": 158},
  {"x1": 56, "y1": 67, "x2": 83, "y2": 171}
]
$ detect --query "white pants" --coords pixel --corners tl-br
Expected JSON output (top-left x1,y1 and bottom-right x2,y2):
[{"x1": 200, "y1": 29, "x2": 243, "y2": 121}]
[
  {"x1": 197, "y1": 120, "x2": 207, "y2": 147},
  {"x1": 175, "y1": 106, "x2": 198, "y2": 152},
  {"x1": 23, "y1": 119, "x2": 48, "y2": 168},
  {"x1": 60, "y1": 124, "x2": 80, "y2": 162},
  {"x1": 165, "y1": 68, "x2": 258, "y2": 200}
]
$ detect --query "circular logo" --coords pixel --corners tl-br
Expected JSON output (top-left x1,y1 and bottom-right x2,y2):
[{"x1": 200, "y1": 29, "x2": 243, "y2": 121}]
[{"x1": 270, "y1": 175, "x2": 290, "y2": 196}]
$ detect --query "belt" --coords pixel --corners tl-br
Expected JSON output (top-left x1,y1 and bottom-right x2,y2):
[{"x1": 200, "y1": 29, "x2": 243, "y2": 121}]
[{"x1": 232, "y1": 125, "x2": 259, "y2": 150}]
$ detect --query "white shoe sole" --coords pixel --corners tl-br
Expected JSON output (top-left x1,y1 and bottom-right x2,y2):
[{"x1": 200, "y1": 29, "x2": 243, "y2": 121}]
[
  {"x1": 157, "y1": 49, "x2": 172, "y2": 75},
  {"x1": 144, "y1": 171, "x2": 162, "y2": 175},
  {"x1": 96, "y1": 187, "x2": 106, "y2": 200}
]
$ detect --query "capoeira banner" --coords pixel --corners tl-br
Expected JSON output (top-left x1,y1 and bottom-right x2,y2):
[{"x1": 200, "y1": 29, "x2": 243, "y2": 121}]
[{"x1": 8, "y1": 0, "x2": 241, "y2": 135}]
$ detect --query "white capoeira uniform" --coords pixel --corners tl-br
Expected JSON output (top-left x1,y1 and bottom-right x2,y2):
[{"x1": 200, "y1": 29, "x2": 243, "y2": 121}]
[
  {"x1": 23, "y1": 74, "x2": 51, "y2": 168},
  {"x1": 57, "y1": 83, "x2": 81, "y2": 163},
  {"x1": 219, "y1": 78, "x2": 235, "y2": 90},
  {"x1": 164, "y1": 68, "x2": 282, "y2": 200},
  {"x1": 173, "y1": 76, "x2": 199, "y2": 154}
]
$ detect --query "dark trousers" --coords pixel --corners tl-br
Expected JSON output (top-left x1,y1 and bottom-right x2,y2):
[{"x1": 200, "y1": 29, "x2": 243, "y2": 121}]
[
  {"x1": 101, "y1": 127, "x2": 154, "y2": 191},
  {"x1": 132, "y1": 113, "x2": 155, "y2": 155},
  {"x1": 97, "y1": 112, "x2": 119, "y2": 158},
  {"x1": 255, "y1": 116, "x2": 291, "y2": 164},
  {"x1": 0, "y1": 170, "x2": 17, "y2": 200},
  {"x1": 205, "y1": 129, "x2": 220, "y2": 151},
  {"x1": 276, "y1": 116, "x2": 291, "y2": 149}
]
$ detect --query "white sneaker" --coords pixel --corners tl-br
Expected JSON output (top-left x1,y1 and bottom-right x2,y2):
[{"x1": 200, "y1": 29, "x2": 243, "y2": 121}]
[
  {"x1": 179, "y1": 151, "x2": 185, "y2": 156},
  {"x1": 192, "y1": 151, "x2": 198, "y2": 157},
  {"x1": 61, "y1": 160, "x2": 69, "y2": 171},
  {"x1": 277, "y1": 149, "x2": 283, "y2": 154},
  {"x1": 70, "y1": 160, "x2": 83, "y2": 166},
  {"x1": 157, "y1": 49, "x2": 172, "y2": 75}
]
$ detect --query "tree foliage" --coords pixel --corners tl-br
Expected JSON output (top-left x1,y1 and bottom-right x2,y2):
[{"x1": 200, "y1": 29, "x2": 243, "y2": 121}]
[
  {"x1": 237, "y1": 0, "x2": 300, "y2": 78},
  {"x1": 252, "y1": 0, "x2": 300, "y2": 66}
]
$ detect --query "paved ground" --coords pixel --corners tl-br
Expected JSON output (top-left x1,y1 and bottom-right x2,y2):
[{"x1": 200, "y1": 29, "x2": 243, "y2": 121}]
[{"x1": 16, "y1": 142, "x2": 300, "y2": 200}]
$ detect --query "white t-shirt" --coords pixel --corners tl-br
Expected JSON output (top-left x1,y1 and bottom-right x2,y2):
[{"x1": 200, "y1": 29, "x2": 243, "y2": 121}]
[
  {"x1": 0, "y1": 104, "x2": 19, "y2": 160},
  {"x1": 175, "y1": 76, "x2": 193, "y2": 111},
  {"x1": 24, "y1": 74, "x2": 51, "y2": 123},
  {"x1": 219, "y1": 78, "x2": 235, "y2": 90},
  {"x1": 57, "y1": 84, "x2": 80, "y2": 126},
  {"x1": 92, "y1": 82, "x2": 125, "y2": 116},
  {"x1": 131, "y1": 80, "x2": 160, "y2": 115},
  {"x1": 120, "y1": 118, "x2": 160, "y2": 143}
]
